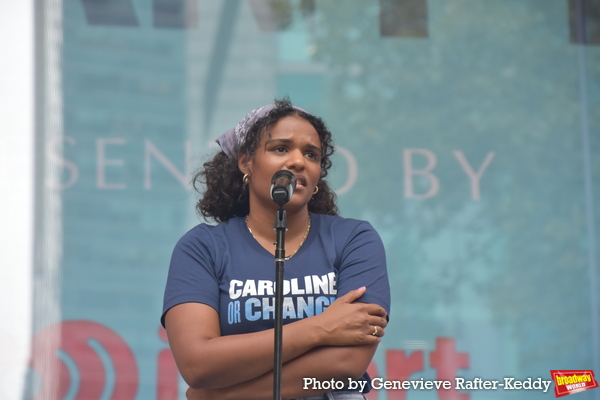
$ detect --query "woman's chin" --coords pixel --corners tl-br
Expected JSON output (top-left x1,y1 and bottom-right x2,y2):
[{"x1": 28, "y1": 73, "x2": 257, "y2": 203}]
[{"x1": 286, "y1": 193, "x2": 311, "y2": 209}]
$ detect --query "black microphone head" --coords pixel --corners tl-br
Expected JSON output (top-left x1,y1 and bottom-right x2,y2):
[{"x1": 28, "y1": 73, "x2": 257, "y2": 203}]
[{"x1": 270, "y1": 170, "x2": 297, "y2": 206}]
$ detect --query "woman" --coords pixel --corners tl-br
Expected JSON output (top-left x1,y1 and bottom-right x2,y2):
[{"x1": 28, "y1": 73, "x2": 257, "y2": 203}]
[{"x1": 162, "y1": 99, "x2": 390, "y2": 400}]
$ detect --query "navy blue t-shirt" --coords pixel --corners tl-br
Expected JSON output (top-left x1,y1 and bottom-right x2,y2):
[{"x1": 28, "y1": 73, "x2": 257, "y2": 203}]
[{"x1": 161, "y1": 213, "x2": 390, "y2": 391}]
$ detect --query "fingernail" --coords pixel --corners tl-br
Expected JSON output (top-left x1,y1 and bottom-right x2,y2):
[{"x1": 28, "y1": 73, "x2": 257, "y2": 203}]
[{"x1": 357, "y1": 286, "x2": 366, "y2": 290}]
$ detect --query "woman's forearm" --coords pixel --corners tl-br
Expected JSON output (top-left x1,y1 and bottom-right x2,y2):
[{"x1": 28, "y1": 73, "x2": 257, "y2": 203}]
[
  {"x1": 168, "y1": 304, "x2": 325, "y2": 389},
  {"x1": 188, "y1": 344, "x2": 378, "y2": 400},
  {"x1": 167, "y1": 288, "x2": 386, "y2": 390}
]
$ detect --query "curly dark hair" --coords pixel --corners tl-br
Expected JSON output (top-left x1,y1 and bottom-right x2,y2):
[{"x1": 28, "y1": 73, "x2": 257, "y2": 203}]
[{"x1": 194, "y1": 99, "x2": 339, "y2": 223}]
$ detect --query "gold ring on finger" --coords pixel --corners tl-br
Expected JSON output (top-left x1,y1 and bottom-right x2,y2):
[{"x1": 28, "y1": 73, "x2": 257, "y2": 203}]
[{"x1": 372, "y1": 326, "x2": 378, "y2": 336}]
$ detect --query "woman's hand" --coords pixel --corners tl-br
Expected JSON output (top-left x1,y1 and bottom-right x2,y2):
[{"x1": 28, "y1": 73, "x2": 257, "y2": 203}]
[{"x1": 314, "y1": 286, "x2": 387, "y2": 347}]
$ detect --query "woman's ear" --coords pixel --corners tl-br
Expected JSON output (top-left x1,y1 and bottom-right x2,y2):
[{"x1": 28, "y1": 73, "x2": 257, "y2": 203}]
[{"x1": 238, "y1": 153, "x2": 250, "y2": 175}]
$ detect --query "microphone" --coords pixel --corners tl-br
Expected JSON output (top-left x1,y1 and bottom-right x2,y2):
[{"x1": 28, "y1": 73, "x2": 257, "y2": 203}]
[{"x1": 270, "y1": 170, "x2": 297, "y2": 206}]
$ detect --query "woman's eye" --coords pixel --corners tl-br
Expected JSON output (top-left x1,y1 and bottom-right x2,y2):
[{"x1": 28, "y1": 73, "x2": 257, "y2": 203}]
[
  {"x1": 306, "y1": 152, "x2": 321, "y2": 160},
  {"x1": 273, "y1": 146, "x2": 286, "y2": 153}
]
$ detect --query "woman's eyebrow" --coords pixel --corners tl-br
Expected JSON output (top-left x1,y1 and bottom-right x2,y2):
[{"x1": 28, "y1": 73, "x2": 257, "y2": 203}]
[
  {"x1": 264, "y1": 139, "x2": 322, "y2": 154},
  {"x1": 306, "y1": 143, "x2": 322, "y2": 154},
  {"x1": 265, "y1": 138, "x2": 293, "y2": 145}
]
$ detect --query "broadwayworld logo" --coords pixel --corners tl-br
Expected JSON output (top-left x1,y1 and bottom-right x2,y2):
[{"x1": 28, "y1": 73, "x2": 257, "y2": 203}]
[{"x1": 551, "y1": 370, "x2": 599, "y2": 397}]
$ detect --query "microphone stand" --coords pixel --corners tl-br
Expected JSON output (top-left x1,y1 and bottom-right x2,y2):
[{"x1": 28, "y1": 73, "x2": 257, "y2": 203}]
[{"x1": 273, "y1": 206, "x2": 287, "y2": 400}]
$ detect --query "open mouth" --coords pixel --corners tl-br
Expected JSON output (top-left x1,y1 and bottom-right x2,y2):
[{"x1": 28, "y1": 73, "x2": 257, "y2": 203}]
[{"x1": 295, "y1": 174, "x2": 307, "y2": 188}]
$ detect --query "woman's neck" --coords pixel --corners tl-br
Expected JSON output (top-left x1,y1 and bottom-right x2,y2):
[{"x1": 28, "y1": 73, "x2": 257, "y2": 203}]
[{"x1": 246, "y1": 205, "x2": 309, "y2": 240}]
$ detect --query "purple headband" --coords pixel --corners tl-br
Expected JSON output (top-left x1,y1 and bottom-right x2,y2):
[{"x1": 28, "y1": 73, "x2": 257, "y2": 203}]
[{"x1": 216, "y1": 104, "x2": 307, "y2": 158}]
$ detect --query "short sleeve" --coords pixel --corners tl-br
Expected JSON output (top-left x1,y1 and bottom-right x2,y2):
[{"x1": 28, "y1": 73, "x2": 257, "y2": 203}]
[
  {"x1": 335, "y1": 221, "x2": 391, "y2": 316},
  {"x1": 161, "y1": 225, "x2": 220, "y2": 327}
]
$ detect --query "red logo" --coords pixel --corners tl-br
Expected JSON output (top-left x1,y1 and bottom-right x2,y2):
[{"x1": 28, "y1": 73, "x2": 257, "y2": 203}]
[
  {"x1": 30, "y1": 320, "x2": 139, "y2": 400},
  {"x1": 550, "y1": 370, "x2": 599, "y2": 397}
]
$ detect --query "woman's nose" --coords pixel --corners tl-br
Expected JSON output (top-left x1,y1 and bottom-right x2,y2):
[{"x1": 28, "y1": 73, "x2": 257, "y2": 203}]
[{"x1": 285, "y1": 149, "x2": 305, "y2": 170}]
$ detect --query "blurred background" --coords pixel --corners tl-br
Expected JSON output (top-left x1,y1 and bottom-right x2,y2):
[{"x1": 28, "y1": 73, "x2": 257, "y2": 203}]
[{"x1": 1, "y1": 0, "x2": 599, "y2": 399}]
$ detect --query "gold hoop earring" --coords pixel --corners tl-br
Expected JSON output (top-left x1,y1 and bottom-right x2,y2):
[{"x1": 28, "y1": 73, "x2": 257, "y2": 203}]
[
  {"x1": 243, "y1": 173, "x2": 250, "y2": 184},
  {"x1": 313, "y1": 186, "x2": 319, "y2": 195}
]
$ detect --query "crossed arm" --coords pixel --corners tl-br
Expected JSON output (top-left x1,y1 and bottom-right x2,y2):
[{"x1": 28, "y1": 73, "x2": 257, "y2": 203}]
[{"x1": 164, "y1": 287, "x2": 388, "y2": 400}]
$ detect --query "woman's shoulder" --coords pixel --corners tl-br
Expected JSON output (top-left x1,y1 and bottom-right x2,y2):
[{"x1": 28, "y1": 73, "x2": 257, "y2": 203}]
[
  {"x1": 311, "y1": 213, "x2": 380, "y2": 246},
  {"x1": 311, "y1": 212, "x2": 375, "y2": 232},
  {"x1": 175, "y1": 217, "x2": 245, "y2": 247}
]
